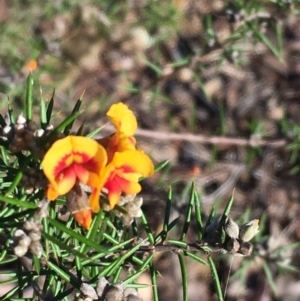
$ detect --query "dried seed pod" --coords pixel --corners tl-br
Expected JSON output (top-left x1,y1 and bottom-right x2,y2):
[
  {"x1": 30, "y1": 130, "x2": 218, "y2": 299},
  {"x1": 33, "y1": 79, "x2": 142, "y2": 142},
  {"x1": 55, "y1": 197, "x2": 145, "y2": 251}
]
[
  {"x1": 104, "y1": 283, "x2": 124, "y2": 301},
  {"x1": 125, "y1": 295, "x2": 143, "y2": 301},
  {"x1": 66, "y1": 184, "x2": 92, "y2": 230},
  {"x1": 226, "y1": 238, "x2": 240, "y2": 254},
  {"x1": 224, "y1": 217, "x2": 239, "y2": 239},
  {"x1": 239, "y1": 241, "x2": 253, "y2": 256},
  {"x1": 239, "y1": 219, "x2": 259, "y2": 242},
  {"x1": 124, "y1": 288, "x2": 142, "y2": 301},
  {"x1": 96, "y1": 276, "x2": 109, "y2": 297},
  {"x1": 80, "y1": 283, "x2": 98, "y2": 300}
]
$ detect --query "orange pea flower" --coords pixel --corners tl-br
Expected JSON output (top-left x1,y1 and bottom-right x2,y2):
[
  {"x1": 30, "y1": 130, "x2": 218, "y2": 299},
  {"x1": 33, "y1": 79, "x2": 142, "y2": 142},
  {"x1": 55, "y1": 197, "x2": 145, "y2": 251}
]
[
  {"x1": 98, "y1": 149, "x2": 154, "y2": 210},
  {"x1": 104, "y1": 103, "x2": 138, "y2": 161},
  {"x1": 42, "y1": 136, "x2": 107, "y2": 213}
]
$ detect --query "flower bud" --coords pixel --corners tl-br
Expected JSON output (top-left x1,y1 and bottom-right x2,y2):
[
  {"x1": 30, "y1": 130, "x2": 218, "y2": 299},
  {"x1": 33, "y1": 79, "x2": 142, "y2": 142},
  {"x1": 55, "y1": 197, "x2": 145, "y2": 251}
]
[
  {"x1": 3, "y1": 125, "x2": 12, "y2": 135},
  {"x1": 239, "y1": 219, "x2": 259, "y2": 242},
  {"x1": 224, "y1": 217, "x2": 239, "y2": 239},
  {"x1": 17, "y1": 114, "x2": 26, "y2": 125},
  {"x1": 28, "y1": 231, "x2": 42, "y2": 242},
  {"x1": 19, "y1": 235, "x2": 32, "y2": 248},
  {"x1": 30, "y1": 241, "x2": 43, "y2": 258},
  {"x1": 14, "y1": 229, "x2": 26, "y2": 238},
  {"x1": 34, "y1": 129, "x2": 45, "y2": 138},
  {"x1": 14, "y1": 245, "x2": 27, "y2": 257}
]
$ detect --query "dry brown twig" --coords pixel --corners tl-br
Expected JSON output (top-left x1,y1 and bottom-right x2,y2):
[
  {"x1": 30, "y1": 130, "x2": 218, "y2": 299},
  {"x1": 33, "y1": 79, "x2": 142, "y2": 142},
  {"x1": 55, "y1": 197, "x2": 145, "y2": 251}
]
[{"x1": 100, "y1": 124, "x2": 287, "y2": 148}]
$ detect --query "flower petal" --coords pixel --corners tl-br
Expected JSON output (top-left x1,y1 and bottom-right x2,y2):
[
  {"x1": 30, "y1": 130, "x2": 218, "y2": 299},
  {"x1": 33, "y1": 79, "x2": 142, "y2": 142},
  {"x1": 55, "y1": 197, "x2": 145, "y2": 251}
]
[
  {"x1": 46, "y1": 185, "x2": 59, "y2": 201},
  {"x1": 112, "y1": 150, "x2": 154, "y2": 177},
  {"x1": 107, "y1": 103, "x2": 137, "y2": 136},
  {"x1": 42, "y1": 136, "x2": 107, "y2": 197},
  {"x1": 73, "y1": 209, "x2": 92, "y2": 230},
  {"x1": 106, "y1": 132, "x2": 136, "y2": 162},
  {"x1": 42, "y1": 137, "x2": 73, "y2": 191},
  {"x1": 55, "y1": 166, "x2": 77, "y2": 195},
  {"x1": 89, "y1": 187, "x2": 102, "y2": 213},
  {"x1": 99, "y1": 150, "x2": 154, "y2": 208}
]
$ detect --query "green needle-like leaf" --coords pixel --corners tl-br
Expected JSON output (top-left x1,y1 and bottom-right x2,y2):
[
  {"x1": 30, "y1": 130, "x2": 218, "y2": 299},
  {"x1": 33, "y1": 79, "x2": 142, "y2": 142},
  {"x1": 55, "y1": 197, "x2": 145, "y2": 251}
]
[
  {"x1": 47, "y1": 259, "x2": 78, "y2": 286},
  {"x1": 178, "y1": 254, "x2": 188, "y2": 301},
  {"x1": 63, "y1": 96, "x2": 83, "y2": 135},
  {"x1": 194, "y1": 189, "x2": 203, "y2": 240},
  {"x1": 184, "y1": 251, "x2": 207, "y2": 265},
  {"x1": 32, "y1": 255, "x2": 41, "y2": 275},
  {"x1": 0, "y1": 194, "x2": 37, "y2": 209},
  {"x1": 40, "y1": 88, "x2": 47, "y2": 128},
  {"x1": 25, "y1": 73, "x2": 34, "y2": 121},
  {"x1": 79, "y1": 210, "x2": 103, "y2": 254},
  {"x1": 180, "y1": 183, "x2": 195, "y2": 240},
  {"x1": 46, "y1": 90, "x2": 55, "y2": 125},
  {"x1": 50, "y1": 287, "x2": 75, "y2": 301},
  {"x1": 6, "y1": 155, "x2": 31, "y2": 195},
  {"x1": 161, "y1": 187, "x2": 172, "y2": 242},
  {"x1": 208, "y1": 256, "x2": 224, "y2": 301},
  {"x1": 154, "y1": 160, "x2": 170, "y2": 172},
  {"x1": 155, "y1": 217, "x2": 179, "y2": 244},
  {"x1": 123, "y1": 254, "x2": 154, "y2": 284},
  {"x1": 43, "y1": 111, "x2": 81, "y2": 144},
  {"x1": 140, "y1": 212, "x2": 155, "y2": 245},
  {"x1": 7, "y1": 99, "x2": 15, "y2": 124},
  {"x1": 48, "y1": 218, "x2": 108, "y2": 254},
  {"x1": 262, "y1": 259, "x2": 277, "y2": 296},
  {"x1": 220, "y1": 189, "x2": 235, "y2": 224},
  {"x1": 43, "y1": 231, "x2": 87, "y2": 258},
  {"x1": 0, "y1": 113, "x2": 6, "y2": 127},
  {"x1": 150, "y1": 262, "x2": 159, "y2": 301}
]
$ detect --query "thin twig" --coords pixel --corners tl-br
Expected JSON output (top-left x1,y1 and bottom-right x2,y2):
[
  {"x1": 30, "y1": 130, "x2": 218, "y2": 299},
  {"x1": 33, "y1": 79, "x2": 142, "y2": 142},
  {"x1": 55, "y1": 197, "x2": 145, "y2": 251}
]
[{"x1": 99, "y1": 124, "x2": 287, "y2": 148}]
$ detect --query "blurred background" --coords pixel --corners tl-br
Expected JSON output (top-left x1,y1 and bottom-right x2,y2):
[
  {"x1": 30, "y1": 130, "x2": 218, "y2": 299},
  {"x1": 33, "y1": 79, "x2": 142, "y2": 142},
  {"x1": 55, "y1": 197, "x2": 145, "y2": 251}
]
[{"x1": 0, "y1": 0, "x2": 300, "y2": 300}]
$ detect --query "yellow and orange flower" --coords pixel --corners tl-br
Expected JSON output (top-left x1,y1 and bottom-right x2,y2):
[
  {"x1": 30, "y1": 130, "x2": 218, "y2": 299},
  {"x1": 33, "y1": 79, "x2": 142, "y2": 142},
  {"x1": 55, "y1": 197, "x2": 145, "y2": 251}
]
[
  {"x1": 98, "y1": 149, "x2": 154, "y2": 210},
  {"x1": 42, "y1": 102, "x2": 154, "y2": 229},
  {"x1": 42, "y1": 135, "x2": 107, "y2": 212}
]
